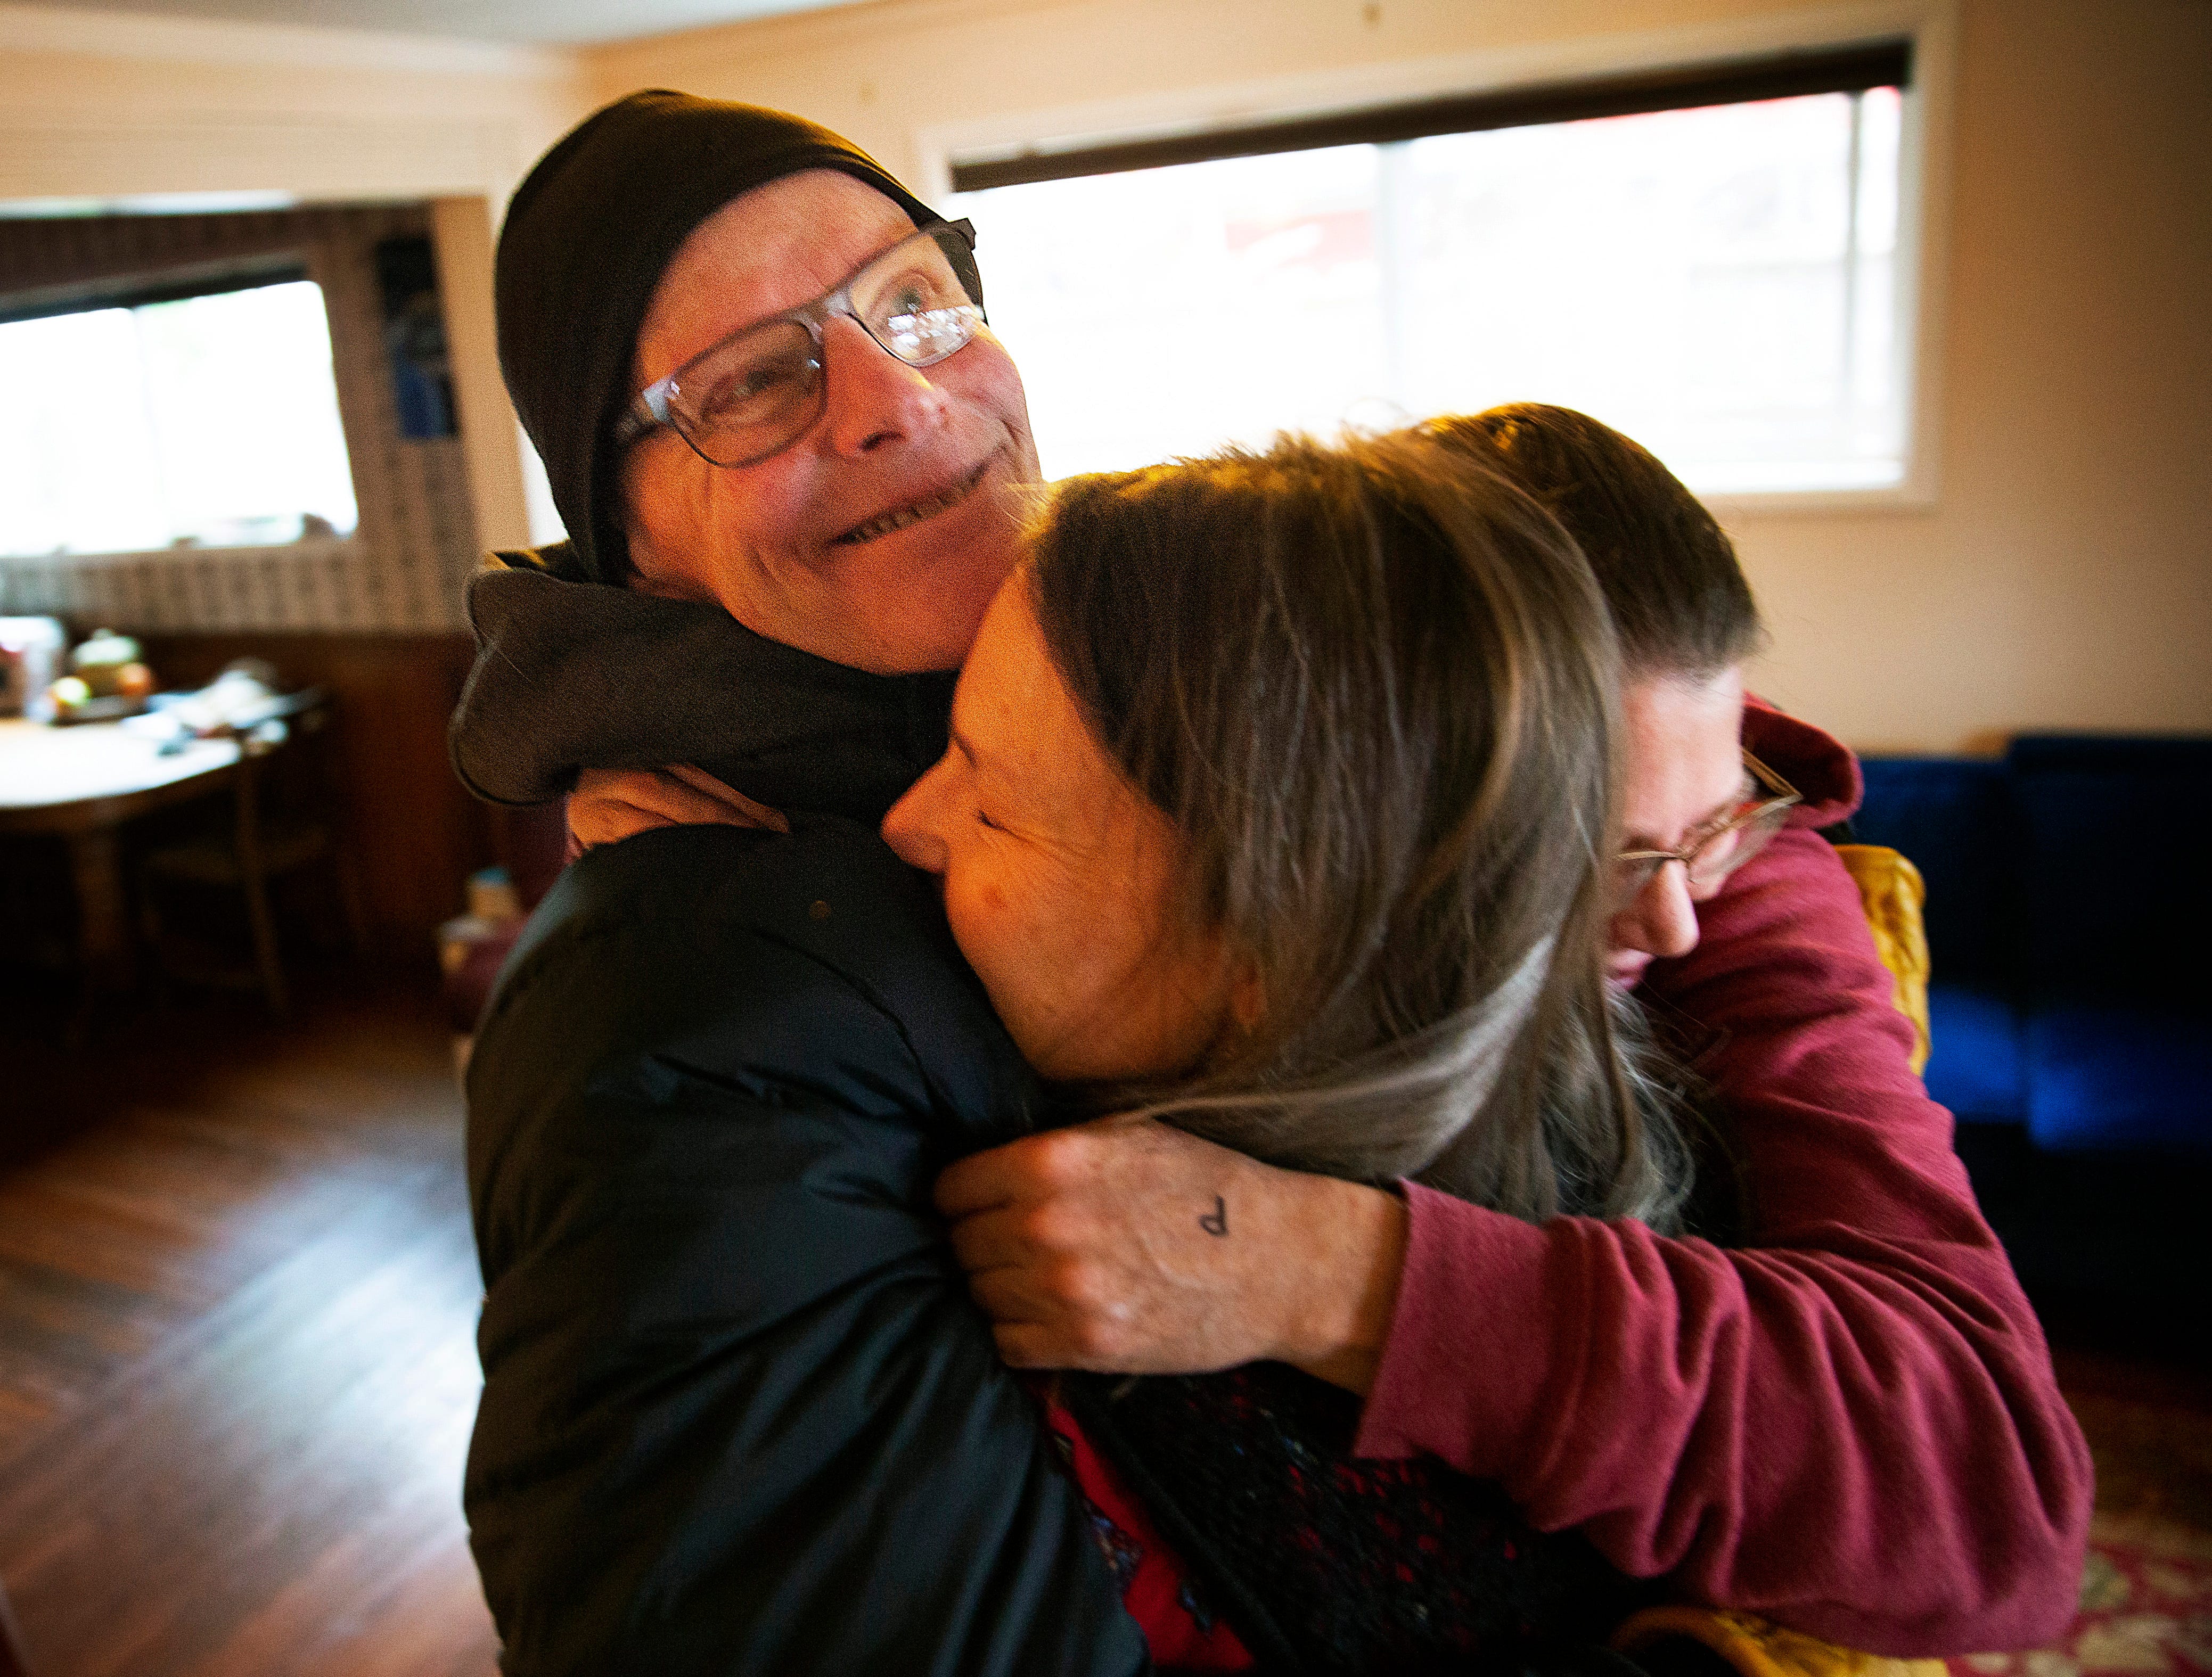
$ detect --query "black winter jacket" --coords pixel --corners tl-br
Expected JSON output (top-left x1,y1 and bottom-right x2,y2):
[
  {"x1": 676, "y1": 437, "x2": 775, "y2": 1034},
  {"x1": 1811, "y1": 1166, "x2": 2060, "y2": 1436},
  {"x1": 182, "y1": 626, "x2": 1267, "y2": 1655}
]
[
  {"x1": 456, "y1": 553, "x2": 1146, "y2": 1676},
  {"x1": 465, "y1": 819, "x2": 1147, "y2": 1675}
]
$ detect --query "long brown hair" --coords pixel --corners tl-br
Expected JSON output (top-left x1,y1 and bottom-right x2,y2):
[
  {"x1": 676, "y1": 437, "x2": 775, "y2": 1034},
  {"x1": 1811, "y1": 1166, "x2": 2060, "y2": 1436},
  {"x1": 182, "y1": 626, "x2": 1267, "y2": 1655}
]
[{"x1": 1026, "y1": 431, "x2": 1687, "y2": 1228}]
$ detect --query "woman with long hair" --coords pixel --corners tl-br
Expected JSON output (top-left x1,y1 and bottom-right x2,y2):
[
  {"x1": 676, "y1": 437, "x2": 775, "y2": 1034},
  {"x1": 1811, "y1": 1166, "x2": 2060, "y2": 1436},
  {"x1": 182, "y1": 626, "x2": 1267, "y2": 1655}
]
[
  {"x1": 881, "y1": 427, "x2": 1689, "y2": 1668},
  {"x1": 889, "y1": 428, "x2": 1682, "y2": 1216}
]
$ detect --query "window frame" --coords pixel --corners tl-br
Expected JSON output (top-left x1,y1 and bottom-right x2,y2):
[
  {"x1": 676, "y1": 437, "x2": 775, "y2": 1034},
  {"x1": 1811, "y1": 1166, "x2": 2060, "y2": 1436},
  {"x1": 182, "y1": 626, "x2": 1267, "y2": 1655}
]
[
  {"x1": 0, "y1": 254, "x2": 365, "y2": 564},
  {"x1": 915, "y1": 0, "x2": 1957, "y2": 515},
  {"x1": 0, "y1": 252, "x2": 308, "y2": 327}
]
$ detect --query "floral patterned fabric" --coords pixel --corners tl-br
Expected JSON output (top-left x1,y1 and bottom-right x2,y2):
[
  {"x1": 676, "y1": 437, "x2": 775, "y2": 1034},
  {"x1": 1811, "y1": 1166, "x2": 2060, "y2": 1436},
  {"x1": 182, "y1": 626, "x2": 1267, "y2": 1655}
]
[
  {"x1": 1039, "y1": 1392, "x2": 1254, "y2": 1672},
  {"x1": 1952, "y1": 1517, "x2": 2212, "y2": 1677}
]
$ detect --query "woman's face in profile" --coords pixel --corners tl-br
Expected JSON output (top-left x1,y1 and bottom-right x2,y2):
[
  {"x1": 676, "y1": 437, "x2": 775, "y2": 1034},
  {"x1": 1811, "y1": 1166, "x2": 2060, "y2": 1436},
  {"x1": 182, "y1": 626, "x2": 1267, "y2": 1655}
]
[{"x1": 882, "y1": 574, "x2": 1242, "y2": 1083}]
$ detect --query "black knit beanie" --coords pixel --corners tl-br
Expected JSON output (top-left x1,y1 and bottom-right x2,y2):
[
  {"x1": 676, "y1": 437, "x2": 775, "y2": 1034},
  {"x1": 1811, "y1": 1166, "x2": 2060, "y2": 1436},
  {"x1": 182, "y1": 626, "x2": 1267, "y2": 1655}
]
[{"x1": 494, "y1": 90, "x2": 944, "y2": 585}]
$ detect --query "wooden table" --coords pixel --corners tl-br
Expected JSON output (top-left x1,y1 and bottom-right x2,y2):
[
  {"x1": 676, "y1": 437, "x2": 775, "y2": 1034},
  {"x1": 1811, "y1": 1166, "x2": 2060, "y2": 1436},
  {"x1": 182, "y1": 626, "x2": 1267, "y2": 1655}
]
[{"x1": 1, "y1": 719, "x2": 242, "y2": 1002}]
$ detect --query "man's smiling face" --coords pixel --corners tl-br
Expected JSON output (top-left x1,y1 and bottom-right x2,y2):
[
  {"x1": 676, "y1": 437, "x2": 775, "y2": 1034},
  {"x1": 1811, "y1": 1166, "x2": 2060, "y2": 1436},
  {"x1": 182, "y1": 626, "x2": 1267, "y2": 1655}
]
[{"x1": 620, "y1": 169, "x2": 1041, "y2": 673}]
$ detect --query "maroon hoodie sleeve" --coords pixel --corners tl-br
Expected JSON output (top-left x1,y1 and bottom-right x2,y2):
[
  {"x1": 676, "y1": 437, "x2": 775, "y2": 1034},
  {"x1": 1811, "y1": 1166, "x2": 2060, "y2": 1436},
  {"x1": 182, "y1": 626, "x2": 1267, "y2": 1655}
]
[{"x1": 1352, "y1": 732, "x2": 2091, "y2": 1656}]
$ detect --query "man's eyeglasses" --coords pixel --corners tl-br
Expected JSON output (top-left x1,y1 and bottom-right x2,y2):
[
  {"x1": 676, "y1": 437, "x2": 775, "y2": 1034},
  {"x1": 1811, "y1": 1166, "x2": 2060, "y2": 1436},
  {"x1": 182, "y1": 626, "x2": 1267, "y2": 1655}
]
[
  {"x1": 1614, "y1": 751, "x2": 1802, "y2": 909},
  {"x1": 613, "y1": 218, "x2": 986, "y2": 470}
]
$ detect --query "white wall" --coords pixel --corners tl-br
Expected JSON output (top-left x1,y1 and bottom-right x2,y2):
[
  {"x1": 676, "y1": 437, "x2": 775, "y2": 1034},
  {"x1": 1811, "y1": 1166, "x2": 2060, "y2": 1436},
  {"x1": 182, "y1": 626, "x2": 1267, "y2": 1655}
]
[{"x1": 585, "y1": 0, "x2": 2212, "y2": 752}]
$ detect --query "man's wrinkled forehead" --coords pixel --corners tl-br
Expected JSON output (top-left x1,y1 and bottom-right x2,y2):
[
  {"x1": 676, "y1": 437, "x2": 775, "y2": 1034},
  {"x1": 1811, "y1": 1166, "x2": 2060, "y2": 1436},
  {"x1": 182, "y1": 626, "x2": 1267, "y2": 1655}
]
[{"x1": 634, "y1": 172, "x2": 919, "y2": 382}]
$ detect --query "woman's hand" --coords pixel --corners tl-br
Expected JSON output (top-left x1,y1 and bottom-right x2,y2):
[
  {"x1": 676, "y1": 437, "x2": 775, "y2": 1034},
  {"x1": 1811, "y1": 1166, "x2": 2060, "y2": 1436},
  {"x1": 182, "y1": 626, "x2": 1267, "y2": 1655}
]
[
  {"x1": 568, "y1": 764, "x2": 788, "y2": 850},
  {"x1": 935, "y1": 1114, "x2": 1410, "y2": 1394}
]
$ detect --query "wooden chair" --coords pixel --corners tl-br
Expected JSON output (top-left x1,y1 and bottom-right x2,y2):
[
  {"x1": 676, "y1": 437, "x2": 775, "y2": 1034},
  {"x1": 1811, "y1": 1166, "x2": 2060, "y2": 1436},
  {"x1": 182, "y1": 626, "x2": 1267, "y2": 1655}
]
[{"x1": 138, "y1": 690, "x2": 368, "y2": 1014}]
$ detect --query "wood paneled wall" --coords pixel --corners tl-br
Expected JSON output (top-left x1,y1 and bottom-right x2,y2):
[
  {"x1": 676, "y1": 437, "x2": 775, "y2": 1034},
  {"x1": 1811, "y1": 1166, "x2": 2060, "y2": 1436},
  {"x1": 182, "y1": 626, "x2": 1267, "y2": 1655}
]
[
  {"x1": 134, "y1": 630, "x2": 492, "y2": 963},
  {"x1": 0, "y1": 202, "x2": 480, "y2": 634}
]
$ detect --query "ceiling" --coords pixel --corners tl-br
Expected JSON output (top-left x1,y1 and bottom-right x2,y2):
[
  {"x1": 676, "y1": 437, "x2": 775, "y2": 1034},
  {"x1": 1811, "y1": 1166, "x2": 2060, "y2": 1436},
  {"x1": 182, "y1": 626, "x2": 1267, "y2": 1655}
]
[{"x1": 22, "y1": 0, "x2": 865, "y2": 46}]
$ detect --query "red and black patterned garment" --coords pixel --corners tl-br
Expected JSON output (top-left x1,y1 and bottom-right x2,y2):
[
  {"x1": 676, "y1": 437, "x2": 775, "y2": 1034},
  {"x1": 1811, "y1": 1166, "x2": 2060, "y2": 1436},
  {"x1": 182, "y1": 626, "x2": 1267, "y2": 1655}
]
[{"x1": 1051, "y1": 1363, "x2": 1658, "y2": 1675}]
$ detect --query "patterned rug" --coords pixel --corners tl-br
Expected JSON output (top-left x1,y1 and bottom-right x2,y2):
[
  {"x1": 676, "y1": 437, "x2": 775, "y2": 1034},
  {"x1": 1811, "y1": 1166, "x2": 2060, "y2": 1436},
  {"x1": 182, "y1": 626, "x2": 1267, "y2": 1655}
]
[
  {"x1": 1951, "y1": 1514, "x2": 2212, "y2": 1677},
  {"x1": 1951, "y1": 1385, "x2": 2212, "y2": 1677}
]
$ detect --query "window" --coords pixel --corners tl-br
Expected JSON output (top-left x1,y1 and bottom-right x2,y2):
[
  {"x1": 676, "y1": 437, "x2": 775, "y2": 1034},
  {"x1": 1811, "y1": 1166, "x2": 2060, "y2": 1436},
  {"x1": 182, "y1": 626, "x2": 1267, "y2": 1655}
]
[
  {"x1": 0, "y1": 272, "x2": 358, "y2": 558},
  {"x1": 948, "y1": 44, "x2": 1911, "y2": 496}
]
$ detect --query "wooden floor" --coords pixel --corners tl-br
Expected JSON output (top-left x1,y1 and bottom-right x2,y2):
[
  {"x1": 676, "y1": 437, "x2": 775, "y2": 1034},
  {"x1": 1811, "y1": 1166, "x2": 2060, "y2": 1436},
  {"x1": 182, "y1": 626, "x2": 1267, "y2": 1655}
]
[{"x1": 0, "y1": 976, "x2": 496, "y2": 1677}]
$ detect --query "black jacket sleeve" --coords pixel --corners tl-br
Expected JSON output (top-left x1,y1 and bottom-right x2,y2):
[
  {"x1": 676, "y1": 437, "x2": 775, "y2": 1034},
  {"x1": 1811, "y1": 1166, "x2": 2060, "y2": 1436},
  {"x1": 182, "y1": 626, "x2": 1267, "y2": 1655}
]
[{"x1": 462, "y1": 821, "x2": 1147, "y2": 1676}]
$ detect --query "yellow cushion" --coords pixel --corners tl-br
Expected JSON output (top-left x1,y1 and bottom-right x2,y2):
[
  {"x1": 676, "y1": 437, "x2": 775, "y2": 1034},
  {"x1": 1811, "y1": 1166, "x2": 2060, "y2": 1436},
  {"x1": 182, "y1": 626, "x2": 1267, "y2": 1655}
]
[
  {"x1": 1833, "y1": 843, "x2": 1932, "y2": 1076},
  {"x1": 1616, "y1": 1605, "x2": 1947, "y2": 1677}
]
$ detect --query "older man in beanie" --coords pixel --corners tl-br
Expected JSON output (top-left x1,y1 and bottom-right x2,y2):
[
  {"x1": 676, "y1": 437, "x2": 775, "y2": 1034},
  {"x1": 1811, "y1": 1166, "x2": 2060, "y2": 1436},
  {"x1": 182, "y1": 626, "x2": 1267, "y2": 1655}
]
[
  {"x1": 457, "y1": 89, "x2": 2091, "y2": 1677},
  {"x1": 454, "y1": 92, "x2": 1142, "y2": 1676}
]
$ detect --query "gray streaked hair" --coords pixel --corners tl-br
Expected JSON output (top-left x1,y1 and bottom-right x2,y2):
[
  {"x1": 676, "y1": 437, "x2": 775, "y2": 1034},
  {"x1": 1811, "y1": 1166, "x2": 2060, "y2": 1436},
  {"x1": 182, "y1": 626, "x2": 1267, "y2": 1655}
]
[{"x1": 1028, "y1": 431, "x2": 1690, "y2": 1230}]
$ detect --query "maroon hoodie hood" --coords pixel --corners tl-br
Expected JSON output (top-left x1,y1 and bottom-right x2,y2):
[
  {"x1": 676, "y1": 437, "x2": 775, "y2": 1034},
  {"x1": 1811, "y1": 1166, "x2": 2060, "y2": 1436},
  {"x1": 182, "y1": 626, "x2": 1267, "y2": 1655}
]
[{"x1": 1744, "y1": 695, "x2": 1862, "y2": 829}]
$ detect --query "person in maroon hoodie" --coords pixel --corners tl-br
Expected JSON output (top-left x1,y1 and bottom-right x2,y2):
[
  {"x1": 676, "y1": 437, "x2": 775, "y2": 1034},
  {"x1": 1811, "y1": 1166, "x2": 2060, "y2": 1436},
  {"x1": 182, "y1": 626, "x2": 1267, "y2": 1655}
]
[{"x1": 932, "y1": 405, "x2": 2093, "y2": 1658}]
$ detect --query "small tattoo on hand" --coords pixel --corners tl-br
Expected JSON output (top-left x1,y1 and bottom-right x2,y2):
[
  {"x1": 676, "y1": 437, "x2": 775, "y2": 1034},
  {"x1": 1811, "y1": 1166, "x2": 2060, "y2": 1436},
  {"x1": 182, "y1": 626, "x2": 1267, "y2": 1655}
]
[{"x1": 1199, "y1": 1195, "x2": 1228, "y2": 1237}]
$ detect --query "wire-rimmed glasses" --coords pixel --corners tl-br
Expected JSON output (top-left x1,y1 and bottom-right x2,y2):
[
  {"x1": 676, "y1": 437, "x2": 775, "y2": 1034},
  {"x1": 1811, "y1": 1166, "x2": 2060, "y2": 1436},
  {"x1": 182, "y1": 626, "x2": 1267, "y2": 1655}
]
[
  {"x1": 613, "y1": 218, "x2": 986, "y2": 469},
  {"x1": 1614, "y1": 750, "x2": 1803, "y2": 909}
]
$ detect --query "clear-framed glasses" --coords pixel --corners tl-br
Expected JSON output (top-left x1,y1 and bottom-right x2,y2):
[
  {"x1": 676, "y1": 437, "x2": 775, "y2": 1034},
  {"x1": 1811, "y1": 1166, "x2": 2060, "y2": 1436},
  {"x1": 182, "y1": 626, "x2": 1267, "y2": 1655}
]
[
  {"x1": 1613, "y1": 750, "x2": 1803, "y2": 909},
  {"x1": 612, "y1": 218, "x2": 986, "y2": 469}
]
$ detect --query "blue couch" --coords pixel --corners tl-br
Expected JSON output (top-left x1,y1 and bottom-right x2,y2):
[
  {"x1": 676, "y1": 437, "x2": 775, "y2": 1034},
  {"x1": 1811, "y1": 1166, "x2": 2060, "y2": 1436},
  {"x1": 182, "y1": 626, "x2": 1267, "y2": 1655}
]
[
  {"x1": 1851, "y1": 734, "x2": 2211, "y2": 1349},
  {"x1": 1855, "y1": 734, "x2": 2212, "y2": 1160}
]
